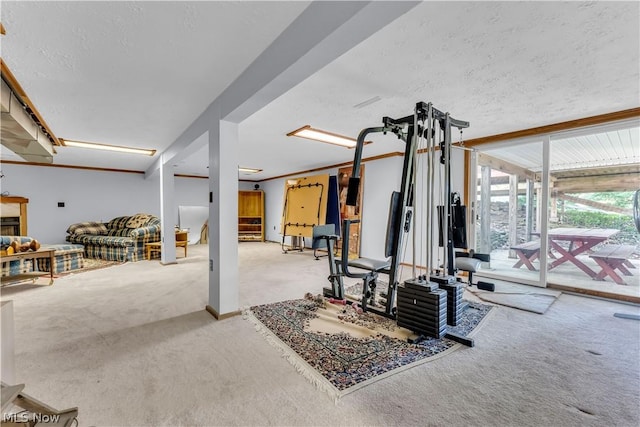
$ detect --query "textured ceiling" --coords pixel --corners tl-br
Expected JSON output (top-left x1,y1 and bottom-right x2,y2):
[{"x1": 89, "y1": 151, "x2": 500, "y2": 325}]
[
  {"x1": 0, "y1": 1, "x2": 310, "y2": 171},
  {"x1": 234, "y1": 1, "x2": 640, "y2": 179},
  {"x1": 1, "y1": 1, "x2": 638, "y2": 179}
]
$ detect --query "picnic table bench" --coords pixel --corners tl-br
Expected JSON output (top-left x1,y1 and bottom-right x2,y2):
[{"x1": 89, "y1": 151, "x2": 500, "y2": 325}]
[
  {"x1": 511, "y1": 240, "x2": 541, "y2": 271},
  {"x1": 589, "y1": 244, "x2": 637, "y2": 285}
]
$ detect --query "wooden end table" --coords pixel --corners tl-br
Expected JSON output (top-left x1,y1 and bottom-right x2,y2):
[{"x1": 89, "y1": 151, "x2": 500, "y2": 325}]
[{"x1": 145, "y1": 235, "x2": 188, "y2": 260}]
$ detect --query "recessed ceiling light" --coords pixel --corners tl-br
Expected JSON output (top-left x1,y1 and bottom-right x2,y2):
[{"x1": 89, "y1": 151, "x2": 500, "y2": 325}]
[
  {"x1": 238, "y1": 167, "x2": 262, "y2": 174},
  {"x1": 287, "y1": 125, "x2": 369, "y2": 149},
  {"x1": 61, "y1": 139, "x2": 156, "y2": 156}
]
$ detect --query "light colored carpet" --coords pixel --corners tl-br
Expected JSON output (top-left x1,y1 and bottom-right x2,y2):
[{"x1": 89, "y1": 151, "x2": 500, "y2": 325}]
[
  {"x1": 469, "y1": 280, "x2": 562, "y2": 314},
  {"x1": 1, "y1": 242, "x2": 639, "y2": 426}
]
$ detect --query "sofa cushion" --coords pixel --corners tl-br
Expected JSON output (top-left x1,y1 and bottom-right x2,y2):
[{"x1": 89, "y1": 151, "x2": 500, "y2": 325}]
[
  {"x1": 69, "y1": 234, "x2": 133, "y2": 248},
  {"x1": 107, "y1": 228, "x2": 136, "y2": 238},
  {"x1": 66, "y1": 221, "x2": 108, "y2": 236},
  {"x1": 125, "y1": 213, "x2": 153, "y2": 228},
  {"x1": 107, "y1": 216, "x2": 131, "y2": 230},
  {"x1": 41, "y1": 243, "x2": 85, "y2": 256}
]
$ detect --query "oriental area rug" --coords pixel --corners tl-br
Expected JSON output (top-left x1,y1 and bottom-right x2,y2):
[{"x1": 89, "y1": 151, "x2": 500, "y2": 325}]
[{"x1": 244, "y1": 295, "x2": 493, "y2": 400}]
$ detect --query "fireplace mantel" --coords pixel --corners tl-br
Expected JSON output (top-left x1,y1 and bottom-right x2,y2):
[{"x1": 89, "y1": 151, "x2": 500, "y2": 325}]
[{"x1": 0, "y1": 196, "x2": 29, "y2": 235}]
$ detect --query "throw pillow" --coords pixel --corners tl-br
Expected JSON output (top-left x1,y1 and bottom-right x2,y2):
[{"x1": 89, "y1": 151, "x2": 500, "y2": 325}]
[
  {"x1": 125, "y1": 213, "x2": 153, "y2": 229},
  {"x1": 67, "y1": 221, "x2": 108, "y2": 235},
  {"x1": 107, "y1": 216, "x2": 130, "y2": 230}
]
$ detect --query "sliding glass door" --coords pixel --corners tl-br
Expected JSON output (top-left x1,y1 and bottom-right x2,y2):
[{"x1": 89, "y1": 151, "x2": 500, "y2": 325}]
[
  {"x1": 470, "y1": 119, "x2": 639, "y2": 298},
  {"x1": 545, "y1": 124, "x2": 639, "y2": 298},
  {"x1": 473, "y1": 139, "x2": 546, "y2": 286}
]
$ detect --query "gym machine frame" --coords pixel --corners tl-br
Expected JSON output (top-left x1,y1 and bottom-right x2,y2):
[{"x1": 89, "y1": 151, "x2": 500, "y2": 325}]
[
  {"x1": 324, "y1": 102, "x2": 469, "y2": 310},
  {"x1": 322, "y1": 102, "x2": 475, "y2": 345}
]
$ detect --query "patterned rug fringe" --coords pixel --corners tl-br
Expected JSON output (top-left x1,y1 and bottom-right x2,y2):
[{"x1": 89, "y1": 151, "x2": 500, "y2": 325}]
[
  {"x1": 242, "y1": 307, "x2": 341, "y2": 403},
  {"x1": 462, "y1": 302, "x2": 497, "y2": 339}
]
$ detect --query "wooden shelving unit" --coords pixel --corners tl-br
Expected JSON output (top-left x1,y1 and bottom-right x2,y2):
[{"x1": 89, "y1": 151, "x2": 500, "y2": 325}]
[{"x1": 238, "y1": 190, "x2": 264, "y2": 242}]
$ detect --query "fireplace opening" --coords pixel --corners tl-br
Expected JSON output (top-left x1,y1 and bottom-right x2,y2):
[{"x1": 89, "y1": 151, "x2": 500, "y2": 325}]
[{"x1": 1, "y1": 217, "x2": 20, "y2": 235}]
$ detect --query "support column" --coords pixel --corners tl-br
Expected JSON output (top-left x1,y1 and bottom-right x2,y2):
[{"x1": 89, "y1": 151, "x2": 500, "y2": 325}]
[
  {"x1": 525, "y1": 179, "x2": 534, "y2": 240},
  {"x1": 466, "y1": 150, "x2": 478, "y2": 252},
  {"x1": 549, "y1": 183, "x2": 558, "y2": 223},
  {"x1": 508, "y1": 174, "x2": 518, "y2": 258},
  {"x1": 535, "y1": 186, "x2": 542, "y2": 233},
  {"x1": 479, "y1": 165, "x2": 492, "y2": 254},
  {"x1": 206, "y1": 115, "x2": 239, "y2": 320},
  {"x1": 538, "y1": 136, "x2": 551, "y2": 287},
  {"x1": 160, "y1": 157, "x2": 177, "y2": 264}
]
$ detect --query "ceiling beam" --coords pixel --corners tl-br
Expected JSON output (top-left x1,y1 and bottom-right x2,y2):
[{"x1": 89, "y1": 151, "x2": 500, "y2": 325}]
[
  {"x1": 552, "y1": 164, "x2": 640, "y2": 179},
  {"x1": 463, "y1": 107, "x2": 640, "y2": 148},
  {"x1": 554, "y1": 173, "x2": 640, "y2": 193},
  {"x1": 1, "y1": 59, "x2": 60, "y2": 147},
  {"x1": 145, "y1": 1, "x2": 420, "y2": 177},
  {"x1": 477, "y1": 152, "x2": 537, "y2": 180}
]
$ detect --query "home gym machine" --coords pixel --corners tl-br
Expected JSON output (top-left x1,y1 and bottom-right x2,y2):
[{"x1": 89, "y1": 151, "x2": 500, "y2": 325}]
[{"x1": 321, "y1": 101, "x2": 478, "y2": 345}]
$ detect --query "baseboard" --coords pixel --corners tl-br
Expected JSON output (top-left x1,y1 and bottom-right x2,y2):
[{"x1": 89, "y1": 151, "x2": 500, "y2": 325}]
[{"x1": 205, "y1": 305, "x2": 241, "y2": 320}]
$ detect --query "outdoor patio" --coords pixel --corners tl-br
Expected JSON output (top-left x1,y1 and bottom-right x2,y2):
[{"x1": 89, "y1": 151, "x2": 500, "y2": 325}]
[{"x1": 479, "y1": 249, "x2": 640, "y2": 302}]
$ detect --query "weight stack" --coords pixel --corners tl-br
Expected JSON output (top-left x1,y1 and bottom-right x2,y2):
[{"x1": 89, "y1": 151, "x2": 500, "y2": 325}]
[
  {"x1": 397, "y1": 279, "x2": 447, "y2": 339},
  {"x1": 440, "y1": 283, "x2": 464, "y2": 326}
]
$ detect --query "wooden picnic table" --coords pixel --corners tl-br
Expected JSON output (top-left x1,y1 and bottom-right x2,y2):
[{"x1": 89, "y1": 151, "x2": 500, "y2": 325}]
[{"x1": 536, "y1": 228, "x2": 620, "y2": 278}]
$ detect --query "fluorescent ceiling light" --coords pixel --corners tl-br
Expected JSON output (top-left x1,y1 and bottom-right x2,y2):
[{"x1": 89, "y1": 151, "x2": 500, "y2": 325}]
[
  {"x1": 287, "y1": 125, "x2": 367, "y2": 148},
  {"x1": 61, "y1": 139, "x2": 156, "y2": 156},
  {"x1": 238, "y1": 167, "x2": 262, "y2": 174}
]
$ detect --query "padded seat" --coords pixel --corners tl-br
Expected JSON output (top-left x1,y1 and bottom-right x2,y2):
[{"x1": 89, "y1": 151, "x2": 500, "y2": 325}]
[
  {"x1": 312, "y1": 224, "x2": 336, "y2": 260},
  {"x1": 454, "y1": 257, "x2": 482, "y2": 273},
  {"x1": 454, "y1": 251, "x2": 489, "y2": 285},
  {"x1": 349, "y1": 257, "x2": 391, "y2": 271}
]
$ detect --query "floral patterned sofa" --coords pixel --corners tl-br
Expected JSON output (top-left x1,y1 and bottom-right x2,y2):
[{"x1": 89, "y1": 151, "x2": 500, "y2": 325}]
[{"x1": 66, "y1": 213, "x2": 161, "y2": 262}]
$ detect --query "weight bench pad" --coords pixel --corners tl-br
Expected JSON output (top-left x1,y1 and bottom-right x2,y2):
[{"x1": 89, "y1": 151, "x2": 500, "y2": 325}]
[
  {"x1": 455, "y1": 257, "x2": 482, "y2": 273},
  {"x1": 349, "y1": 257, "x2": 391, "y2": 271}
]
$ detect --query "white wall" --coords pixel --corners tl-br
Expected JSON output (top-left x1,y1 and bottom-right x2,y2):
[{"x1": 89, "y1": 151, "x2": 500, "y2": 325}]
[
  {"x1": 0, "y1": 163, "x2": 209, "y2": 244},
  {"x1": 238, "y1": 181, "x2": 258, "y2": 191},
  {"x1": 358, "y1": 156, "x2": 404, "y2": 260},
  {"x1": 175, "y1": 176, "x2": 209, "y2": 222}
]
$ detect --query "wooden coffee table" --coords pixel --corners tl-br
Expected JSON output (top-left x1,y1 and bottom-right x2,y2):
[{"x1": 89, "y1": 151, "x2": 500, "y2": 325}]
[{"x1": 0, "y1": 249, "x2": 55, "y2": 286}]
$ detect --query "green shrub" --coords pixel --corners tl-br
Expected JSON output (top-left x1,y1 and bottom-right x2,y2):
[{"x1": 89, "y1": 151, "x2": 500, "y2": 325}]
[{"x1": 560, "y1": 211, "x2": 639, "y2": 247}]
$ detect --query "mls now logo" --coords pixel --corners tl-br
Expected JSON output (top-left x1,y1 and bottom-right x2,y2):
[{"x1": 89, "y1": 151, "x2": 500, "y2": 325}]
[{"x1": 2, "y1": 413, "x2": 61, "y2": 423}]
